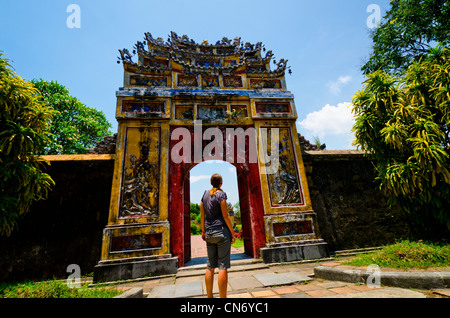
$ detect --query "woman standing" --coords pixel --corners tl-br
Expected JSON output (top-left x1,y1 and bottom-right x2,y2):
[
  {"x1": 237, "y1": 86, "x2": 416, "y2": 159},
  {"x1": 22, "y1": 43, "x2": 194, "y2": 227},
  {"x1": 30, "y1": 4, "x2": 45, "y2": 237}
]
[{"x1": 200, "y1": 173, "x2": 235, "y2": 298}]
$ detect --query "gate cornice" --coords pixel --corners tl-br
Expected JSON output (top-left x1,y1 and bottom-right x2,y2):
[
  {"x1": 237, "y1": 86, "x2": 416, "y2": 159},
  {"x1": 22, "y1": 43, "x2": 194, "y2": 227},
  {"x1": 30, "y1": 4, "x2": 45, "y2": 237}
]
[{"x1": 116, "y1": 87, "x2": 295, "y2": 99}]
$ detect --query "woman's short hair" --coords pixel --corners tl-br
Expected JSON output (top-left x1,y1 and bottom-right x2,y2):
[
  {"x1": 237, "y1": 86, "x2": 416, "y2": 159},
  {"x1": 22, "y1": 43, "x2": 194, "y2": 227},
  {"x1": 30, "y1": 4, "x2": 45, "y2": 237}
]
[{"x1": 210, "y1": 173, "x2": 222, "y2": 188}]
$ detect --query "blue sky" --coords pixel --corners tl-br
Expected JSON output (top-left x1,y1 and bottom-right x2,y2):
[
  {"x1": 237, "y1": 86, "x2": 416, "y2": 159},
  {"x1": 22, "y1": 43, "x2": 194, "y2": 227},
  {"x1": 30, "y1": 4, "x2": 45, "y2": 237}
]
[{"x1": 1, "y1": 0, "x2": 390, "y2": 206}]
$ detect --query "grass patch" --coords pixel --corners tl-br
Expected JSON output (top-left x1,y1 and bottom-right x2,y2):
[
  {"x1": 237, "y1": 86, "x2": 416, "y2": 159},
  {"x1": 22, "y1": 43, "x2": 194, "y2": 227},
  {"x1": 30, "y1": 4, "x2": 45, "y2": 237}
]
[
  {"x1": 232, "y1": 238, "x2": 244, "y2": 249},
  {"x1": 0, "y1": 279, "x2": 123, "y2": 298},
  {"x1": 342, "y1": 240, "x2": 450, "y2": 269}
]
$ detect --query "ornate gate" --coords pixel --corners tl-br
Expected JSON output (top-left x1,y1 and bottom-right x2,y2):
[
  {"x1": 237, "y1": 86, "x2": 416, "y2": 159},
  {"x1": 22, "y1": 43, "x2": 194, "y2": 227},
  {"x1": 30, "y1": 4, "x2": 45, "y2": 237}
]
[{"x1": 93, "y1": 32, "x2": 328, "y2": 282}]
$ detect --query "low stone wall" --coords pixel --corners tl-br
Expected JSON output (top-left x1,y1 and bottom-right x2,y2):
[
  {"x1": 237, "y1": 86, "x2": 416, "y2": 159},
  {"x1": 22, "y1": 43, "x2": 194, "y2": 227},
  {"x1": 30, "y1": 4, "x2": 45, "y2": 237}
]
[
  {"x1": 303, "y1": 150, "x2": 411, "y2": 252},
  {"x1": 0, "y1": 155, "x2": 115, "y2": 282},
  {"x1": 0, "y1": 151, "x2": 412, "y2": 282}
]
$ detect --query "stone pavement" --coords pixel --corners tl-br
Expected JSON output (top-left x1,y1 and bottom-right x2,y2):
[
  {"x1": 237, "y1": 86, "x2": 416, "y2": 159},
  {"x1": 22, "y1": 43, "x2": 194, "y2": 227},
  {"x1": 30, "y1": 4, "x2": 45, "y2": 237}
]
[
  {"x1": 101, "y1": 237, "x2": 450, "y2": 299},
  {"x1": 106, "y1": 257, "x2": 449, "y2": 299}
]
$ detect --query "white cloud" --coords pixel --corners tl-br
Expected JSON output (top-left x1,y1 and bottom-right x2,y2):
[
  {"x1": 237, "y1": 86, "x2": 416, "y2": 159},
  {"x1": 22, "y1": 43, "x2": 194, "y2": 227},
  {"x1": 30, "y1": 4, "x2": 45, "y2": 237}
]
[
  {"x1": 298, "y1": 102, "x2": 354, "y2": 138},
  {"x1": 327, "y1": 75, "x2": 352, "y2": 94},
  {"x1": 190, "y1": 175, "x2": 210, "y2": 183}
]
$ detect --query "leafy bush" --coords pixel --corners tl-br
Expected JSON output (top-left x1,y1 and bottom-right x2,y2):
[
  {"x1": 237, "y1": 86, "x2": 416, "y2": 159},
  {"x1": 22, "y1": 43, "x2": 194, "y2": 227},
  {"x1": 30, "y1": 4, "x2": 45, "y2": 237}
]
[
  {"x1": 190, "y1": 221, "x2": 201, "y2": 235},
  {"x1": 0, "y1": 53, "x2": 57, "y2": 236},
  {"x1": 353, "y1": 47, "x2": 450, "y2": 234}
]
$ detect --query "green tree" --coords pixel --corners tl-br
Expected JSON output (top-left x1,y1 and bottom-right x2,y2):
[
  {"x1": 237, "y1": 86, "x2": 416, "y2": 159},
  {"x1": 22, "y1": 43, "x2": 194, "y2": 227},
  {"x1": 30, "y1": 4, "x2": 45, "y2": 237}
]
[
  {"x1": 190, "y1": 203, "x2": 200, "y2": 220},
  {"x1": 352, "y1": 47, "x2": 450, "y2": 236},
  {"x1": 190, "y1": 222, "x2": 201, "y2": 236},
  {"x1": 0, "y1": 53, "x2": 57, "y2": 236},
  {"x1": 31, "y1": 79, "x2": 112, "y2": 154},
  {"x1": 362, "y1": 0, "x2": 450, "y2": 75},
  {"x1": 233, "y1": 202, "x2": 241, "y2": 220},
  {"x1": 190, "y1": 203, "x2": 201, "y2": 235}
]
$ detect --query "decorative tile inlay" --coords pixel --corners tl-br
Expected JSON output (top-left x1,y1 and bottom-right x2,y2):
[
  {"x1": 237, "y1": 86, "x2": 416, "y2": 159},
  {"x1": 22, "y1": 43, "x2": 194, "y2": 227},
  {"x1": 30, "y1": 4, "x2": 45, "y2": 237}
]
[
  {"x1": 255, "y1": 102, "x2": 291, "y2": 114},
  {"x1": 111, "y1": 233, "x2": 162, "y2": 252},
  {"x1": 197, "y1": 105, "x2": 227, "y2": 120},
  {"x1": 250, "y1": 79, "x2": 282, "y2": 89},
  {"x1": 273, "y1": 220, "x2": 313, "y2": 236},
  {"x1": 122, "y1": 101, "x2": 165, "y2": 114}
]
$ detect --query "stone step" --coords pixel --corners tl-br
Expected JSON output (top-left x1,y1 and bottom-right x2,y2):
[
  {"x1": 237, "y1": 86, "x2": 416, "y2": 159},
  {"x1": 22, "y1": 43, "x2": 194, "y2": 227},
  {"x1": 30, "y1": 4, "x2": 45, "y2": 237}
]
[
  {"x1": 332, "y1": 247, "x2": 382, "y2": 257},
  {"x1": 179, "y1": 256, "x2": 263, "y2": 271},
  {"x1": 177, "y1": 258, "x2": 267, "y2": 278}
]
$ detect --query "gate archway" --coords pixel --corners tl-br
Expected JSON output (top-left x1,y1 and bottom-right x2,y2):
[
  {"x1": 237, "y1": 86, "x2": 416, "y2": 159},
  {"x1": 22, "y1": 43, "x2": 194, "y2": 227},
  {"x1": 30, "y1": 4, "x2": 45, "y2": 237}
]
[
  {"x1": 168, "y1": 125, "x2": 266, "y2": 266},
  {"x1": 181, "y1": 161, "x2": 255, "y2": 264},
  {"x1": 93, "y1": 32, "x2": 329, "y2": 283}
]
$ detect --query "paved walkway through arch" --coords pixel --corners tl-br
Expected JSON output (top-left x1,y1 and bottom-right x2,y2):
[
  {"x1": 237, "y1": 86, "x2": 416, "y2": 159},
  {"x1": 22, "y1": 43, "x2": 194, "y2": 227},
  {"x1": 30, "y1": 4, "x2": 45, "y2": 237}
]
[{"x1": 186, "y1": 235, "x2": 248, "y2": 266}]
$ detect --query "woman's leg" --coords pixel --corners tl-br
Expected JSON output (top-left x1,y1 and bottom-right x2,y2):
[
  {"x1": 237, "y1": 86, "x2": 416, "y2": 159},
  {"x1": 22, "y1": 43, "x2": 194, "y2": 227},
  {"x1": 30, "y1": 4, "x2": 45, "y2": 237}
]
[
  {"x1": 205, "y1": 268, "x2": 215, "y2": 298},
  {"x1": 216, "y1": 227, "x2": 231, "y2": 298},
  {"x1": 218, "y1": 269, "x2": 228, "y2": 298},
  {"x1": 205, "y1": 233, "x2": 220, "y2": 298}
]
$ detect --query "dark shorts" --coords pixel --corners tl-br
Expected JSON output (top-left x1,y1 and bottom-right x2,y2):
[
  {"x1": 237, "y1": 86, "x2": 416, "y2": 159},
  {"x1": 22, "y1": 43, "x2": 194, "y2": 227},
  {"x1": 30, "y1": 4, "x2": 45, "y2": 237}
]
[{"x1": 205, "y1": 226, "x2": 231, "y2": 270}]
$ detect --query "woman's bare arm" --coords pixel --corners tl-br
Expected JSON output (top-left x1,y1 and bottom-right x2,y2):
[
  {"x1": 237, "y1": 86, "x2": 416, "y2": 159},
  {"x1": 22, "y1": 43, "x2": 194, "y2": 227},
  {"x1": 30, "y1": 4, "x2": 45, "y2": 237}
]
[
  {"x1": 220, "y1": 199, "x2": 235, "y2": 244},
  {"x1": 200, "y1": 201, "x2": 206, "y2": 241}
]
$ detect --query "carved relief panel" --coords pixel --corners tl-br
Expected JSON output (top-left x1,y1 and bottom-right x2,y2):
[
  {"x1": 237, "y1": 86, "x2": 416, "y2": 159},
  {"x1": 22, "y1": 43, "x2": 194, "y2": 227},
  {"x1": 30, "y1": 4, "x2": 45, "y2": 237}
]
[
  {"x1": 262, "y1": 127, "x2": 305, "y2": 207},
  {"x1": 119, "y1": 127, "x2": 160, "y2": 218}
]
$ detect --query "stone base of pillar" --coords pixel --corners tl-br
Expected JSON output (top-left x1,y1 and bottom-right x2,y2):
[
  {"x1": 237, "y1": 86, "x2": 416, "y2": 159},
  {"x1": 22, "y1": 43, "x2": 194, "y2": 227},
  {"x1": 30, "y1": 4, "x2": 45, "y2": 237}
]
[
  {"x1": 260, "y1": 240, "x2": 330, "y2": 264},
  {"x1": 93, "y1": 254, "x2": 178, "y2": 283}
]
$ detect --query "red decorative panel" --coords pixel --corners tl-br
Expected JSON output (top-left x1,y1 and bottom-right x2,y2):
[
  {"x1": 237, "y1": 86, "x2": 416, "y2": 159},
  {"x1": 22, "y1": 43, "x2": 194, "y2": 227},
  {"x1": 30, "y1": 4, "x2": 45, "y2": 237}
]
[
  {"x1": 273, "y1": 221, "x2": 313, "y2": 237},
  {"x1": 110, "y1": 233, "x2": 162, "y2": 252}
]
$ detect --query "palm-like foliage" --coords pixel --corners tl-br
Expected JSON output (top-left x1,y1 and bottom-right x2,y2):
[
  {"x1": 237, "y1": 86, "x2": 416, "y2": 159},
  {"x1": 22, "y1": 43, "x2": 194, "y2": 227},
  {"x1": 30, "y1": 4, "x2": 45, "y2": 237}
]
[
  {"x1": 352, "y1": 47, "x2": 450, "y2": 233},
  {"x1": 0, "y1": 53, "x2": 57, "y2": 236}
]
